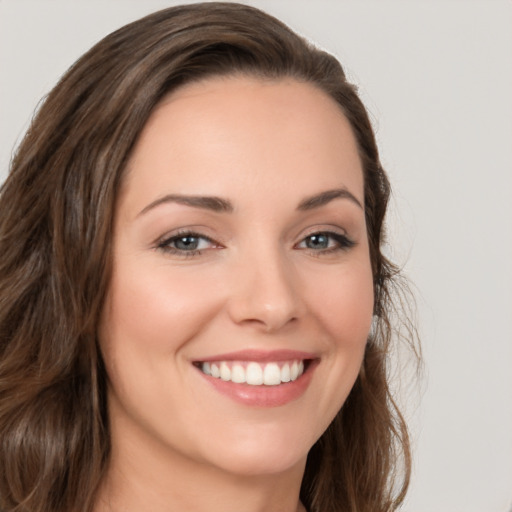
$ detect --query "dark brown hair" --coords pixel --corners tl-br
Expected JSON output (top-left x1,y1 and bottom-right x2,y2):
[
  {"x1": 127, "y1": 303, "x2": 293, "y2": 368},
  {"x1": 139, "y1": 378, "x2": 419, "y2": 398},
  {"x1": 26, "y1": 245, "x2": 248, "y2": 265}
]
[{"x1": 0, "y1": 3, "x2": 419, "y2": 511}]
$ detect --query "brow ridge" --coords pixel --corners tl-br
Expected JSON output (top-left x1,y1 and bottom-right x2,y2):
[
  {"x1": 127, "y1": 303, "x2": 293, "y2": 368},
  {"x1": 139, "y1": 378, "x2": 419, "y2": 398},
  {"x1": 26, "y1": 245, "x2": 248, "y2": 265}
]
[
  {"x1": 139, "y1": 187, "x2": 361, "y2": 217},
  {"x1": 297, "y1": 188, "x2": 363, "y2": 210},
  {"x1": 138, "y1": 194, "x2": 233, "y2": 216}
]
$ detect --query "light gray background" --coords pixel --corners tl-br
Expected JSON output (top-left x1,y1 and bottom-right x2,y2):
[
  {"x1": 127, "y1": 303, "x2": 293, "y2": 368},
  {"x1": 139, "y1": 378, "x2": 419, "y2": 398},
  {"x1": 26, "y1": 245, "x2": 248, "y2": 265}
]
[{"x1": 1, "y1": 1, "x2": 511, "y2": 510}]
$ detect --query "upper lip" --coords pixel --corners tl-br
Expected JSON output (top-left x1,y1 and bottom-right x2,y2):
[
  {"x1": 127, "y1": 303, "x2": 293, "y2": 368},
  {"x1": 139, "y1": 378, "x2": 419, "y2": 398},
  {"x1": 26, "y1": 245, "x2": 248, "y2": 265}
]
[{"x1": 192, "y1": 349, "x2": 318, "y2": 363}]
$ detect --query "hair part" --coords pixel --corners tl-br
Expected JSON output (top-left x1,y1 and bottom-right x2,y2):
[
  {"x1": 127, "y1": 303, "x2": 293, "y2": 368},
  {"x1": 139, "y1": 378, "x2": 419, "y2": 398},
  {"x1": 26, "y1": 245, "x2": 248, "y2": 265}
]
[{"x1": 0, "y1": 3, "x2": 419, "y2": 511}]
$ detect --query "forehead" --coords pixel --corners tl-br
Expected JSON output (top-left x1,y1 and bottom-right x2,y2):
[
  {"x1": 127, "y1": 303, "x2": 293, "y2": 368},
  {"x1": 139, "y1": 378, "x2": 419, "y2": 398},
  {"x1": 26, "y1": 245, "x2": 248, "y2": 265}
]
[{"x1": 121, "y1": 75, "x2": 364, "y2": 212}]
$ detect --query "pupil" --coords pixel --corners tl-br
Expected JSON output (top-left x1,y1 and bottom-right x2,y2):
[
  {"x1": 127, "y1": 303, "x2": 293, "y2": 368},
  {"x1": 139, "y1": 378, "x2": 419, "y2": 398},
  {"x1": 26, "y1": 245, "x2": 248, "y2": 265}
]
[
  {"x1": 176, "y1": 236, "x2": 198, "y2": 250},
  {"x1": 307, "y1": 234, "x2": 328, "y2": 249}
]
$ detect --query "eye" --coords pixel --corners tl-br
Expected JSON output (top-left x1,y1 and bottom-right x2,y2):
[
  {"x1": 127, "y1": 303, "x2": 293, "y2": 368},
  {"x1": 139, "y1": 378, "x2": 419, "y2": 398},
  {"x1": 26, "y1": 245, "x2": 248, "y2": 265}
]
[
  {"x1": 297, "y1": 231, "x2": 355, "y2": 253},
  {"x1": 156, "y1": 231, "x2": 218, "y2": 256}
]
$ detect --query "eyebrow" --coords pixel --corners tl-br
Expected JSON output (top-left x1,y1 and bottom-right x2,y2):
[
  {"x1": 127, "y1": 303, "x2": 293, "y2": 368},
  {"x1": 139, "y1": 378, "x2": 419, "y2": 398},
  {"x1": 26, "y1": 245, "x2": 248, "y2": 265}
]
[
  {"x1": 297, "y1": 188, "x2": 363, "y2": 210},
  {"x1": 138, "y1": 186, "x2": 362, "y2": 217},
  {"x1": 138, "y1": 194, "x2": 234, "y2": 216}
]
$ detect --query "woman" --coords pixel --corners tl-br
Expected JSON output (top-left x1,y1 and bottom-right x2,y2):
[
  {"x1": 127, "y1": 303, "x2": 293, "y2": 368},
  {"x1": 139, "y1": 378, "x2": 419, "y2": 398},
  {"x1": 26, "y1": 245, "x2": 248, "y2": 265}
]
[{"x1": 0, "y1": 3, "x2": 418, "y2": 512}]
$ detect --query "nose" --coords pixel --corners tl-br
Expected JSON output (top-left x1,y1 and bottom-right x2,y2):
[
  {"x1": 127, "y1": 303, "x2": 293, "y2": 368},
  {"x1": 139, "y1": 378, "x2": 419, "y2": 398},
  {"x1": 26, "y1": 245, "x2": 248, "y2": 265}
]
[{"x1": 226, "y1": 248, "x2": 303, "y2": 333}]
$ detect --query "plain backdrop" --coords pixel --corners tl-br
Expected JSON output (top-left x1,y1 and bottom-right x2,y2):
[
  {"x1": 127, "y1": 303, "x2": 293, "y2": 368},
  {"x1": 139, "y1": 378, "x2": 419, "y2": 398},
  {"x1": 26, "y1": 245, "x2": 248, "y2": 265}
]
[{"x1": 1, "y1": 1, "x2": 511, "y2": 511}]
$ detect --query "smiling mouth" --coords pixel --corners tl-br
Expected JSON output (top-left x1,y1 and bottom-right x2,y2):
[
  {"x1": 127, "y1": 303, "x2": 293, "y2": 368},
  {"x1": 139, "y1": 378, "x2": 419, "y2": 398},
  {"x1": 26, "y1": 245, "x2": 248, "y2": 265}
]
[{"x1": 194, "y1": 359, "x2": 312, "y2": 386}]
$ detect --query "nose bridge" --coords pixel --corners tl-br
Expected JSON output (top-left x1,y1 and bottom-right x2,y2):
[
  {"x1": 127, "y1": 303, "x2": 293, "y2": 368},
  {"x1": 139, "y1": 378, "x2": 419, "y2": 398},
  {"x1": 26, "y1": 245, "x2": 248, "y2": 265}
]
[{"x1": 227, "y1": 239, "x2": 301, "y2": 331}]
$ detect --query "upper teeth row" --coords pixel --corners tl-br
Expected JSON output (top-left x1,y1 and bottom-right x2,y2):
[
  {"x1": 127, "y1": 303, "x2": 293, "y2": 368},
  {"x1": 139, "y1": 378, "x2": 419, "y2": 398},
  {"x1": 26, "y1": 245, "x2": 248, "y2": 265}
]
[{"x1": 201, "y1": 360, "x2": 305, "y2": 386}]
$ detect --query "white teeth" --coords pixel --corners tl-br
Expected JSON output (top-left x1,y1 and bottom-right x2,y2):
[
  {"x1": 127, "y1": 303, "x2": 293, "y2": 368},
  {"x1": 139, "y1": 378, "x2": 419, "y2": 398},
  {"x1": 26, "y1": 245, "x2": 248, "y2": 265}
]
[
  {"x1": 220, "y1": 362, "x2": 231, "y2": 381},
  {"x1": 231, "y1": 364, "x2": 246, "y2": 383},
  {"x1": 290, "y1": 361, "x2": 299, "y2": 380},
  {"x1": 200, "y1": 360, "x2": 306, "y2": 386},
  {"x1": 211, "y1": 363, "x2": 220, "y2": 378},
  {"x1": 263, "y1": 362, "x2": 281, "y2": 386},
  {"x1": 281, "y1": 363, "x2": 291, "y2": 382},
  {"x1": 246, "y1": 362, "x2": 263, "y2": 385}
]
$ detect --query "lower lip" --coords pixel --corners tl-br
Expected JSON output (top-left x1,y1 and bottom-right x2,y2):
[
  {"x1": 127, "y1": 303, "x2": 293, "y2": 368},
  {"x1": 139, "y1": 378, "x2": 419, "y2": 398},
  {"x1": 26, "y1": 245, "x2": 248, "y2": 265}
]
[{"x1": 196, "y1": 361, "x2": 318, "y2": 407}]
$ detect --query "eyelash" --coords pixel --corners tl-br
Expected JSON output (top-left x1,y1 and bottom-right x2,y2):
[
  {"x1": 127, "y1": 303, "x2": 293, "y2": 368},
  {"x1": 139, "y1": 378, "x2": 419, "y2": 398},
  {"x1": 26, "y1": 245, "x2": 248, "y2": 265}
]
[
  {"x1": 156, "y1": 230, "x2": 355, "y2": 258},
  {"x1": 156, "y1": 230, "x2": 217, "y2": 258},
  {"x1": 297, "y1": 231, "x2": 355, "y2": 255}
]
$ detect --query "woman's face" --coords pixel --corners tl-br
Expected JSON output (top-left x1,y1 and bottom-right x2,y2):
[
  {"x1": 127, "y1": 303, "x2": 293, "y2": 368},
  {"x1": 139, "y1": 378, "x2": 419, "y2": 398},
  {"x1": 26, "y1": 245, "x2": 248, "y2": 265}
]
[{"x1": 99, "y1": 76, "x2": 374, "y2": 478}]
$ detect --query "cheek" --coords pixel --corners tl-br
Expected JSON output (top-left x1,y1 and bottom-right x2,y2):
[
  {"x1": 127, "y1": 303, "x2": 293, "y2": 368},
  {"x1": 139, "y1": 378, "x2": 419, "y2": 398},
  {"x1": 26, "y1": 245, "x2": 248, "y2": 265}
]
[
  {"x1": 101, "y1": 263, "x2": 219, "y2": 354},
  {"x1": 302, "y1": 258, "x2": 374, "y2": 426},
  {"x1": 97, "y1": 262, "x2": 225, "y2": 431},
  {"x1": 307, "y1": 260, "x2": 374, "y2": 346},
  {"x1": 98, "y1": 262, "x2": 227, "y2": 406}
]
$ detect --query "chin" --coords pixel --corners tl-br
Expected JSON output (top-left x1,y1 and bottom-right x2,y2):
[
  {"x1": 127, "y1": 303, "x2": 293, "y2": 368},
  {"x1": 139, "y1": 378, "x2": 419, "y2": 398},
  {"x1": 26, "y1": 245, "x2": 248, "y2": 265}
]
[
  {"x1": 212, "y1": 446, "x2": 307, "y2": 478},
  {"x1": 193, "y1": 420, "x2": 315, "y2": 478}
]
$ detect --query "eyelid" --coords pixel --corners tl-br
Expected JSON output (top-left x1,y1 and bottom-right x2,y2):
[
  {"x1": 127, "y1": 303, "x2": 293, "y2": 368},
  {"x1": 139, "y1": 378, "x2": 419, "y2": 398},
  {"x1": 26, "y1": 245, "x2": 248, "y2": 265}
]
[
  {"x1": 298, "y1": 224, "x2": 348, "y2": 238},
  {"x1": 155, "y1": 229, "x2": 223, "y2": 257},
  {"x1": 294, "y1": 228, "x2": 356, "y2": 253},
  {"x1": 155, "y1": 225, "x2": 222, "y2": 245},
  {"x1": 295, "y1": 224, "x2": 350, "y2": 243},
  {"x1": 153, "y1": 224, "x2": 355, "y2": 258}
]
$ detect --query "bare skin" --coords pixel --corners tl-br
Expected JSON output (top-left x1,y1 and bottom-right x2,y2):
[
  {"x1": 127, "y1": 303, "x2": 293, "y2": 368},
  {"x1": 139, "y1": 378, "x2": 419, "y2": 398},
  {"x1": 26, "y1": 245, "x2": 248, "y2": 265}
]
[{"x1": 95, "y1": 76, "x2": 373, "y2": 512}]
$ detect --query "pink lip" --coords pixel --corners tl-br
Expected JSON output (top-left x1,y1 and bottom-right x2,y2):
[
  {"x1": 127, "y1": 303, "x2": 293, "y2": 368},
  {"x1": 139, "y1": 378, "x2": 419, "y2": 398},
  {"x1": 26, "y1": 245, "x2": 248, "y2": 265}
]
[
  {"x1": 193, "y1": 349, "x2": 317, "y2": 363},
  {"x1": 194, "y1": 353, "x2": 319, "y2": 408}
]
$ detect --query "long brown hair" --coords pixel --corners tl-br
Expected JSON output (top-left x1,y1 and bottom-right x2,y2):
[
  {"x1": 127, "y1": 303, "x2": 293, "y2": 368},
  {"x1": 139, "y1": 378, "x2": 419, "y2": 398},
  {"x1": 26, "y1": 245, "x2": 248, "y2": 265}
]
[{"x1": 0, "y1": 3, "x2": 419, "y2": 511}]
